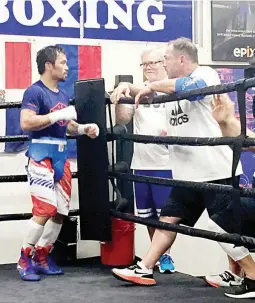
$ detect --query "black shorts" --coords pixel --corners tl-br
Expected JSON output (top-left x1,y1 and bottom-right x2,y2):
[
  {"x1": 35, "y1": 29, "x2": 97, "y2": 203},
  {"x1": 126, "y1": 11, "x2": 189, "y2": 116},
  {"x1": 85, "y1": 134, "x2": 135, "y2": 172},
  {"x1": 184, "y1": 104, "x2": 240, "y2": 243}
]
[
  {"x1": 160, "y1": 177, "x2": 241, "y2": 234},
  {"x1": 241, "y1": 177, "x2": 255, "y2": 237}
]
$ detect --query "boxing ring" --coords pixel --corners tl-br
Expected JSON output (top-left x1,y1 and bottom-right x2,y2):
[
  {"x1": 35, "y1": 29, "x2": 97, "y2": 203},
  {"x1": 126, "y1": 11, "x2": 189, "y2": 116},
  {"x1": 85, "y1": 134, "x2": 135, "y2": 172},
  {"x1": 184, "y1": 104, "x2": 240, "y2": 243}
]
[{"x1": 1, "y1": 77, "x2": 255, "y2": 302}]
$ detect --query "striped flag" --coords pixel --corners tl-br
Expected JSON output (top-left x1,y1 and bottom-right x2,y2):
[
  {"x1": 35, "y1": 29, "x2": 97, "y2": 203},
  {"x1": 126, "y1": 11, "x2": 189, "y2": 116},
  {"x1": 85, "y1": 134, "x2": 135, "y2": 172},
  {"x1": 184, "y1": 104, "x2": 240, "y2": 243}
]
[{"x1": 0, "y1": 40, "x2": 102, "y2": 157}]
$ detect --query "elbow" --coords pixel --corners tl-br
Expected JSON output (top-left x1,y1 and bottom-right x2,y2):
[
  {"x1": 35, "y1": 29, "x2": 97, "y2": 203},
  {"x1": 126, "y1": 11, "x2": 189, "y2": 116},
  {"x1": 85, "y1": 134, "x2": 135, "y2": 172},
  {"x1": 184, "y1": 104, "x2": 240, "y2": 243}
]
[
  {"x1": 116, "y1": 117, "x2": 127, "y2": 125},
  {"x1": 20, "y1": 119, "x2": 31, "y2": 131}
]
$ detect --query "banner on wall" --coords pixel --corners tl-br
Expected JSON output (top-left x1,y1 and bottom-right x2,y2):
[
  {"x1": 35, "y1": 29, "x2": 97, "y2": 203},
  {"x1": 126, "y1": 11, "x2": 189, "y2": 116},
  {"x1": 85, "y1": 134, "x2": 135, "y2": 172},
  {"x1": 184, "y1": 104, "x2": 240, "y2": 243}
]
[
  {"x1": 211, "y1": 1, "x2": 255, "y2": 62},
  {"x1": 0, "y1": 0, "x2": 192, "y2": 42},
  {"x1": 2, "y1": 41, "x2": 101, "y2": 157},
  {"x1": 216, "y1": 67, "x2": 255, "y2": 187}
]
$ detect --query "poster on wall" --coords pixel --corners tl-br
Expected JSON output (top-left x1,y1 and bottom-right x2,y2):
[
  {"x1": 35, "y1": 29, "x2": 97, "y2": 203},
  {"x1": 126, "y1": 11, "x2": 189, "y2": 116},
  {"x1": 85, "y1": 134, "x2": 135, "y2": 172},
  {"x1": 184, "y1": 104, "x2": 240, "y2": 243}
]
[
  {"x1": 211, "y1": 1, "x2": 255, "y2": 62},
  {"x1": 215, "y1": 67, "x2": 255, "y2": 187}
]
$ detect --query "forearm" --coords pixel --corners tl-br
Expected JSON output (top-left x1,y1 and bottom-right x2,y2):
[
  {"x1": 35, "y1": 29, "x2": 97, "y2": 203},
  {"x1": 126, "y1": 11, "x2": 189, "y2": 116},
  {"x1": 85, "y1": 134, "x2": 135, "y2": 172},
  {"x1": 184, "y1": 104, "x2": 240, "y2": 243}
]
[
  {"x1": 220, "y1": 117, "x2": 255, "y2": 152},
  {"x1": 21, "y1": 114, "x2": 52, "y2": 131},
  {"x1": 115, "y1": 104, "x2": 135, "y2": 125},
  {"x1": 128, "y1": 83, "x2": 144, "y2": 97},
  {"x1": 148, "y1": 79, "x2": 176, "y2": 94},
  {"x1": 66, "y1": 120, "x2": 79, "y2": 136}
]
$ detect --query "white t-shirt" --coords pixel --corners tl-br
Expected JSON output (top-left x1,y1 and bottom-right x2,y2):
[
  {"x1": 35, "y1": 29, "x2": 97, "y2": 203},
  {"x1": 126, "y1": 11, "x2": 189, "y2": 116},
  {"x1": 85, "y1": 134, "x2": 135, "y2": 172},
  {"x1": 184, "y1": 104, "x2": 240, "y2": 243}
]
[
  {"x1": 131, "y1": 101, "x2": 171, "y2": 170},
  {"x1": 165, "y1": 66, "x2": 243, "y2": 182}
]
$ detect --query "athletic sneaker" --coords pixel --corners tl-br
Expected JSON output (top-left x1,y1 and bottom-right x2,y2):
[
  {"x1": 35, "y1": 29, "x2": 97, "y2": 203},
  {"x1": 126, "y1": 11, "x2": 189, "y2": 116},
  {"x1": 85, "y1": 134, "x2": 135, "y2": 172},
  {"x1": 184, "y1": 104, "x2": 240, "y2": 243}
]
[
  {"x1": 159, "y1": 254, "x2": 175, "y2": 273},
  {"x1": 205, "y1": 270, "x2": 242, "y2": 287},
  {"x1": 225, "y1": 277, "x2": 255, "y2": 299},
  {"x1": 112, "y1": 261, "x2": 156, "y2": 286},
  {"x1": 17, "y1": 249, "x2": 40, "y2": 281}
]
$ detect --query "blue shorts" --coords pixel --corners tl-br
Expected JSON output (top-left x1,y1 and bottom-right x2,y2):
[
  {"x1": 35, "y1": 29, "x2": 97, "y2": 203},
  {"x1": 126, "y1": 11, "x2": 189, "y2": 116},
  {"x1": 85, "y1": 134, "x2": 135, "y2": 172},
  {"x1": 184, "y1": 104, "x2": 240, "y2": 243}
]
[{"x1": 134, "y1": 170, "x2": 172, "y2": 219}]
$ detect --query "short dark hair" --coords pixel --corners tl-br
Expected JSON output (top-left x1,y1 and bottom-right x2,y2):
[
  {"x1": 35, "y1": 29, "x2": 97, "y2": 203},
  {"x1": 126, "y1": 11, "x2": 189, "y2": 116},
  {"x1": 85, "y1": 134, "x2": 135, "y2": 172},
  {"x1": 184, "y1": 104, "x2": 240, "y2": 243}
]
[
  {"x1": 168, "y1": 37, "x2": 198, "y2": 63},
  {"x1": 36, "y1": 45, "x2": 66, "y2": 75}
]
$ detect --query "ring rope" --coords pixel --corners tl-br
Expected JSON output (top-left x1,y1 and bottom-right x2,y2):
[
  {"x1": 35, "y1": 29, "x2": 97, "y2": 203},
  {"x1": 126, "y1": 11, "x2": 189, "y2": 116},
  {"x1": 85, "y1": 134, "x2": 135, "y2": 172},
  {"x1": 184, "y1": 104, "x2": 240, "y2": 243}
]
[
  {"x1": 2, "y1": 77, "x2": 255, "y2": 110},
  {"x1": 108, "y1": 172, "x2": 255, "y2": 197},
  {"x1": 0, "y1": 209, "x2": 80, "y2": 222},
  {"x1": 0, "y1": 172, "x2": 78, "y2": 183},
  {"x1": 1, "y1": 208, "x2": 254, "y2": 249},
  {"x1": 108, "y1": 133, "x2": 255, "y2": 147},
  {"x1": 3, "y1": 133, "x2": 255, "y2": 147},
  {"x1": 118, "y1": 78, "x2": 255, "y2": 105},
  {"x1": 110, "y1": 209, "x2": 255, "y2": 249},
  {"x1": 0, "y1": 99, "x2": 75, "y2": 110}
]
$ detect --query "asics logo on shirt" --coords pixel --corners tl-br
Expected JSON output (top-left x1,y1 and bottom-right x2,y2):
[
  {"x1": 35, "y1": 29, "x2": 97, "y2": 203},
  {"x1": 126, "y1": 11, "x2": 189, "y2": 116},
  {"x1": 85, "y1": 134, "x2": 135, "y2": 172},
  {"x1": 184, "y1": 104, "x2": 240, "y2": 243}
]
[{"x1": 169, "y1": 102, "x2": 189, "y2": 126}]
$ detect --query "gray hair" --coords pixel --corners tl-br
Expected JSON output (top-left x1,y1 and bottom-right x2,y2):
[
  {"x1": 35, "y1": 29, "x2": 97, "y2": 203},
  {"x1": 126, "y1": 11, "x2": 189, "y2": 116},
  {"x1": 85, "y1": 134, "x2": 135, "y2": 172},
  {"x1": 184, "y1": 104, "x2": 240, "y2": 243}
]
[
  {"x1": 168, "y1": 37, "x2": 198, "y2": 63},
  {"x1": 141, "y1": 47, "x2": 164, "y2": 61}
]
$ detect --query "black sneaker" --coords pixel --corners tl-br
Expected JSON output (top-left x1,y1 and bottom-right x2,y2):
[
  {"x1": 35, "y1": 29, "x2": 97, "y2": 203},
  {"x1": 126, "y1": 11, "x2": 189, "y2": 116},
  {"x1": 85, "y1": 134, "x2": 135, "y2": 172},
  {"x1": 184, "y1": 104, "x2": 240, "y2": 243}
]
[
  {"x1": 225, "y1": 277, "x2": 255, "y2": 299},
  {"x1": 112, "y1": 261, "x2": 156, "y2": 286}
]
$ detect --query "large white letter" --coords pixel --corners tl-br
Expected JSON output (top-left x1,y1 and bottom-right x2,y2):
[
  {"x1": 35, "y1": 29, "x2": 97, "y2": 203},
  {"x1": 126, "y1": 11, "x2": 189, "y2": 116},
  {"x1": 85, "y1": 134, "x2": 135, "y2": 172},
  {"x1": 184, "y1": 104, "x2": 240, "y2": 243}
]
[
  {"x1": 0, "y1": 0, "x2": 9, "y2": 24},
  {"x1": 13, "y1": 0, "x2": 44, "y2": 26},
  {"x1": 43, "y1": 0, "x2": 79, "y2": 28},
  {"x1": 84, "y1": 0, "x2": 100, "y2": 29},
  {"x1": 137, "y1": 0, "x2": 166, "y2": 32},
  {"x1": 105, "y1": 0, "x2": 134, "y2": 30}
]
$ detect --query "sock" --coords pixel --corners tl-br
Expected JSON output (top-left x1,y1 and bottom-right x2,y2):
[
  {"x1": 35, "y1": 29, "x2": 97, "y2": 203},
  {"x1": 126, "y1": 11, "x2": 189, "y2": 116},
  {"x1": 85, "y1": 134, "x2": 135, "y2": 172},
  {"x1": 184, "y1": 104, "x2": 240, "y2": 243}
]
[
  {"x1": 138, "y1": 261, "x2": 152, "y2": 272},
  {"x1": 22, "y1": 218, "x2": 44, "y2": 256},
  {"x1": 36, "y1": 219, "x2": 62, "y2": 249}
]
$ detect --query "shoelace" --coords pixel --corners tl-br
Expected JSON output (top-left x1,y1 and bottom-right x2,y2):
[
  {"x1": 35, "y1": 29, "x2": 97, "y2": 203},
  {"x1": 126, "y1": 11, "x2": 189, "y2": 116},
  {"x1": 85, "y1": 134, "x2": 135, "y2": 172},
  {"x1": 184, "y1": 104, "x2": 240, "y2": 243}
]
[
  {"x1": 219, "y1": 271, "x2": 234, "y2": 282},
  {"x1": 161, "y1": 255, "x2": 173, "y2": 264}
]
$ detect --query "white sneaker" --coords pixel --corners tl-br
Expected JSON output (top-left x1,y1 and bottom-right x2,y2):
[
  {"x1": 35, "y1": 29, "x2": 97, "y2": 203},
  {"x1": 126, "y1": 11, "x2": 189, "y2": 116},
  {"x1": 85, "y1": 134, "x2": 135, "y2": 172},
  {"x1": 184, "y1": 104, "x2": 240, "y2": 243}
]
[
  {"x1": 112, "y1": 261, "x2": 156, "y2": 286},
  {"x1": 205, "y1": 270, "x2": 242, "y2": 288}
]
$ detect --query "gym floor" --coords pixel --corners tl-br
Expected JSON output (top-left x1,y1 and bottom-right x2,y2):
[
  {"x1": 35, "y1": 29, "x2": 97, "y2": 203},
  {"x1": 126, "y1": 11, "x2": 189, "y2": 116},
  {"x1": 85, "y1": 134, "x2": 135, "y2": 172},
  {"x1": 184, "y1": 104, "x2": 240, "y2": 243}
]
[{"x1": 0, "y1": 261, "x2": 251, "y2": 303}]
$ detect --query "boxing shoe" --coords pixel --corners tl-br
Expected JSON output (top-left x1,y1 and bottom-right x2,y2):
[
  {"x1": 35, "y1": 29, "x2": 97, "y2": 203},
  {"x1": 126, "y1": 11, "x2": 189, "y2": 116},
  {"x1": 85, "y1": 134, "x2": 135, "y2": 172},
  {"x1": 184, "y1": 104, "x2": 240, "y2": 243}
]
[
  {"x1": 17, "y1": 248, "x2": 40, "y2": 281},
  {"x1": 33, "y1": 246, "x2": 64, "y2": 275}
]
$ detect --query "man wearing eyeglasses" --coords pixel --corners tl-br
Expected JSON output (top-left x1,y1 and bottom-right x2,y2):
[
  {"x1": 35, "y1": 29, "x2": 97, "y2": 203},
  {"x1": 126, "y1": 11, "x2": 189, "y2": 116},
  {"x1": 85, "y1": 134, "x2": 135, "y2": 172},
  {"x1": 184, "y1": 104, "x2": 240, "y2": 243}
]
[{"x1": 111, "y1": 47, "x2": 175, "y2": 273}]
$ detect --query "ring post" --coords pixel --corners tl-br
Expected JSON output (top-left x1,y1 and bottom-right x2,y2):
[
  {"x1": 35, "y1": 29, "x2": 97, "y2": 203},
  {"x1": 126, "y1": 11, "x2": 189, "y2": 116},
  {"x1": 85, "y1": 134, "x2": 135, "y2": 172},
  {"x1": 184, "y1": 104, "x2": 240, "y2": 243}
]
[{"x1": 74, "y1": 79, "x2": 112, "y2": 241}]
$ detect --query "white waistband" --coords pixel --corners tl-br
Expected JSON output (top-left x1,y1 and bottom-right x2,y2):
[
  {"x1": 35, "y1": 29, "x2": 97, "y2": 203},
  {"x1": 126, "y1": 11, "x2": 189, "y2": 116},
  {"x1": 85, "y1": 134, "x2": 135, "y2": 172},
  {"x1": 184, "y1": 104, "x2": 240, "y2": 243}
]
[{"x1": 31, "y1": 139, "x2": 67, "y2": 145}]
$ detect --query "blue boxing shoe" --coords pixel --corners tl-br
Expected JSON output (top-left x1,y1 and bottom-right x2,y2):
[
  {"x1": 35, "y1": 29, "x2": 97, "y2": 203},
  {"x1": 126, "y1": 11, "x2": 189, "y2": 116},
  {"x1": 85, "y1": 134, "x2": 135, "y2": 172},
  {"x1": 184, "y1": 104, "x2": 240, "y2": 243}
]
[
  {"x1": 17, "y1": 248, "x2": 41, "y2": 281},
  {"x1": 33, "y1": 246, "x2": 64, "y2": 275},
  {"x1": 159, "y1": 254, "x2": 176, "y2": 273}
]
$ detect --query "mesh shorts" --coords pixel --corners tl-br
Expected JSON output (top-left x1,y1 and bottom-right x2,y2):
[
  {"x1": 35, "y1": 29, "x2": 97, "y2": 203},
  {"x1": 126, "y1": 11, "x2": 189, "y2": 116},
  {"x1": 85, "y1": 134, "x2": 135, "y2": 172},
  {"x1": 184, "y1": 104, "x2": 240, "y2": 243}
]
[{"x1": 27, "y1": 158, "x2": 72, "y2": 217}]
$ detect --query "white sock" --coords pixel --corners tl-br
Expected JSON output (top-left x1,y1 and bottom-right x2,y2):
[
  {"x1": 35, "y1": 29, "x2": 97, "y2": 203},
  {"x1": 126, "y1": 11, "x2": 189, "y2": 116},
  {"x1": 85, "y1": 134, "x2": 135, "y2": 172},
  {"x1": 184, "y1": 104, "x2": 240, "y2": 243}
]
[
  {"x1": 138, "y1": 261, "x2": 153, "y2": 272},
  {"x1": 36, "y1": 219, "x2": 62, "y2": 248},
  {"x1": 22, "y1": 218, "x2": 44, "y2": 255}
]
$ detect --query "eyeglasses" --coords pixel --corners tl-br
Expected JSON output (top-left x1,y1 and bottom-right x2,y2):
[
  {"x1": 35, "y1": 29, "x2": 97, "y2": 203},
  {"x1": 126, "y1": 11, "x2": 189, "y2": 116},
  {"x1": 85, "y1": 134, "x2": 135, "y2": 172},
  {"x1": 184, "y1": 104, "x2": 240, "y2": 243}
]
[{"x1": 140, "y1": 61, "x2": 163, "y2": 68}]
